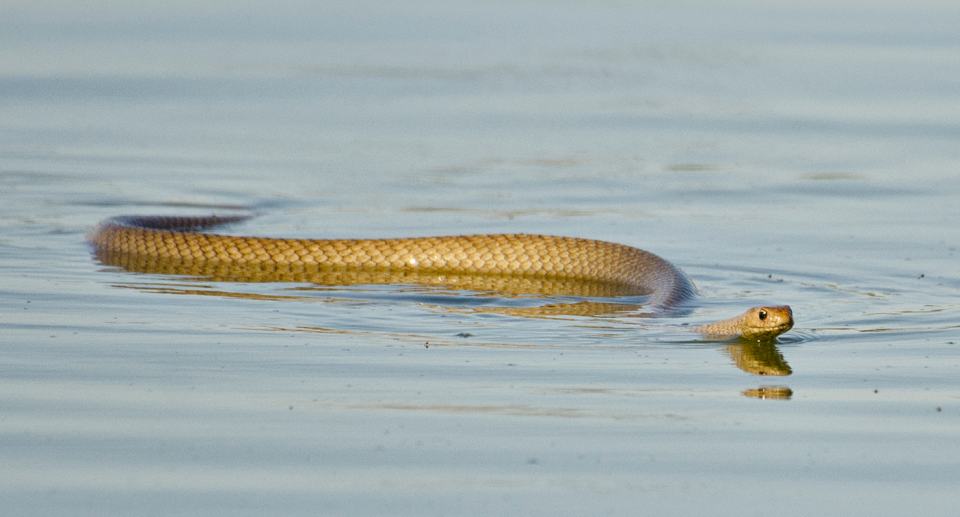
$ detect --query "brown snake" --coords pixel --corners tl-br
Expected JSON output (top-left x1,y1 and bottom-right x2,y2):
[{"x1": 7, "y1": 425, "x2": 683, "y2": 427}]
[{"x1": 88, "y1": 215, "x2": 793, "y2": 340}]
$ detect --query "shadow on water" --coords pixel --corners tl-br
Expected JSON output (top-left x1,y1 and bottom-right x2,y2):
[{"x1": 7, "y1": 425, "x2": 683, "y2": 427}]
[{"x1": 93, "y1": 248, "x2": 795, "y2": 386}]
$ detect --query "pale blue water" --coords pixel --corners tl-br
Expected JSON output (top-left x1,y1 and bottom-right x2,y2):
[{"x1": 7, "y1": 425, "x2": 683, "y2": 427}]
[{"x1": 2, "y1": 1, "x2": 959, "y2": 515}]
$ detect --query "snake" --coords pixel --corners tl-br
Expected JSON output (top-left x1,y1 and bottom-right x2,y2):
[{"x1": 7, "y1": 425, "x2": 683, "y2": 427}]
[{"x1": 88, "y1": 215, "x2": 794, "y2": 340}]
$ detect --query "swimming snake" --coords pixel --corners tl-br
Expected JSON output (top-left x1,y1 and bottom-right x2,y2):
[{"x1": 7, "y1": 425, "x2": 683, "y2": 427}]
[{"x1": 88, "y1": 215, "x2": 793, "y2": 340}]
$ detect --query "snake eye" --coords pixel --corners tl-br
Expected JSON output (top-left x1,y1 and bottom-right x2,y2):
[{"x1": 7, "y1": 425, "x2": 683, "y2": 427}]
[{"x1": 758, "y1": 310, "x2": 767, "y2": 321}]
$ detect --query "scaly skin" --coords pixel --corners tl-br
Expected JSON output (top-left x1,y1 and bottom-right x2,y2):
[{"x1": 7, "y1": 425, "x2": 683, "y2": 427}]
[{"x1": 88, "y1": 215, "x2": 793, "y2": 339}]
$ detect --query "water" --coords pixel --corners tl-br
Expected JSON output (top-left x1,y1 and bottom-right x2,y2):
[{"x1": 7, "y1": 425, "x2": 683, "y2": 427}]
[{"x1": 2, "y1": 1, "x2": 959, "y2": 515}]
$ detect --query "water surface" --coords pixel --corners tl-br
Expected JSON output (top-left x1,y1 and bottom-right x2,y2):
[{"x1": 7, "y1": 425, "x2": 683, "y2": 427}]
[{"x1": 2, "y1": 1, "x2": 959, "y2": 515}]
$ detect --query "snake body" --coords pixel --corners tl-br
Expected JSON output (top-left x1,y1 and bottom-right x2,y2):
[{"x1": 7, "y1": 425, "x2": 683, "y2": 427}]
[{"x1": 88, "y1": 215, "x2": 793, "y2": 339}]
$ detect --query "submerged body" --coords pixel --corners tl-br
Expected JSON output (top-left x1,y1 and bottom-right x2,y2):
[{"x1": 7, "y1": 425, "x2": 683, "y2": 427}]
[{"x1": 88, "y1": 215, "x2": 793, "y2": 340}]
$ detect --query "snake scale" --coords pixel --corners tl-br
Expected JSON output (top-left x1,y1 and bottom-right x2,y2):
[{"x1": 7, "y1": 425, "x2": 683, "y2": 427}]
[{"x1": 88, "y1": 215, "x2": 793, "y2": 340}]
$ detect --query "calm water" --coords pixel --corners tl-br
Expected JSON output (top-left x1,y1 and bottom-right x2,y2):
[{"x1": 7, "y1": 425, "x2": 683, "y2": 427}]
[{"x1": 2, "y1": 1, "x2": 960, "y2": 515}]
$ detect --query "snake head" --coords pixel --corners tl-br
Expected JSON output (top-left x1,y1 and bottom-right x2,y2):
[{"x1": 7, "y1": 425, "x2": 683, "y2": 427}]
[
  {"x1": 693, "y1": 305, "x2": 794, "y2": 340},
  {"x1": 737, "y1": 305, "x2": 794, "y2": 340}
]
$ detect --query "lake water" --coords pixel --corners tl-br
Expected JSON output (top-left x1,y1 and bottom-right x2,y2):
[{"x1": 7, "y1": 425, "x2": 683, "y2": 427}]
[{"x1": 2, "y1": 1, "x2": 959, "y2": 515}]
